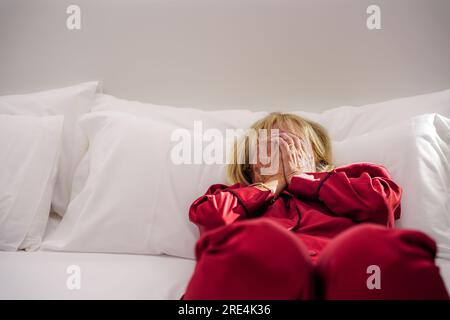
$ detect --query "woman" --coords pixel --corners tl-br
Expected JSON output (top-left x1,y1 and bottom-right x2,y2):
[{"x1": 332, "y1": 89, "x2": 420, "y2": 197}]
[{"x1": 183, "y1": 112, "x2": 449, "y2": 300}]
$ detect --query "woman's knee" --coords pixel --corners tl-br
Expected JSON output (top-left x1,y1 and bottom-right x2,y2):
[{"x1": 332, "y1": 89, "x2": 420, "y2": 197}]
[
  {"x1": 316, "y1": 223, "x2": 449, "y2": 299},
  {"x1": 186, "y1": 218, "x2": 315, "y2": 299}
]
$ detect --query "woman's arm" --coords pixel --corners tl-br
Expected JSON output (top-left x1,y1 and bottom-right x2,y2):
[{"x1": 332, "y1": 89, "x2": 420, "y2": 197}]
[
  {"x1": 189, "y1": 183, "x2": 276, "y2": 235},
  {"x1": 287, "y1": 163, "x2": 402, "y2": 227}
]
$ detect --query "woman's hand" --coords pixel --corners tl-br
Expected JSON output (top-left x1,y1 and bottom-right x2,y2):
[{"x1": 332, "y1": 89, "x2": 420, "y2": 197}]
[{"x1": 279, "y1": 132, "x2": 316, "y2": 184}]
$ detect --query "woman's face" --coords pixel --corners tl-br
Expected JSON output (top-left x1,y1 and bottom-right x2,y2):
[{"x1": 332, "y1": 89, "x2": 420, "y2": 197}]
[{"x1": 251, "y1": 122, "x2": 313, "y2": 181}]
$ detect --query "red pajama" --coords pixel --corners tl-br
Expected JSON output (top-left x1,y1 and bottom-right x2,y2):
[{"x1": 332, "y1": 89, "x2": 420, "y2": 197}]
[{"x1": 183, "y1": 163, "x2": 449, "y2": 300}]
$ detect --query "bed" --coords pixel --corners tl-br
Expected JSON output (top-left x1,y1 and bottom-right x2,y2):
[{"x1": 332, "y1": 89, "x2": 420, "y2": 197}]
[
  {"x1": 0, "y1": 252, "x2": 195, "y2": 300},
  {"x1": 0, "y1": 214, "x2": 196, "y2": 300},
  {"x1": 2, "y1": 253, "x2": 449, "y2": 300},
  {"x1": 1, "y1": 0, "x2": 450, "y2": 300},
  {"x1": 1, "y1": 208, "x2": 450, "y2": 299}
]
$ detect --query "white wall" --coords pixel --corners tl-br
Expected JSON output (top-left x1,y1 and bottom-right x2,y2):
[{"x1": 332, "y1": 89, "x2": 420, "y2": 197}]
[{"x1": 0, "y1": 0, "x2": 449, "y2": 111}]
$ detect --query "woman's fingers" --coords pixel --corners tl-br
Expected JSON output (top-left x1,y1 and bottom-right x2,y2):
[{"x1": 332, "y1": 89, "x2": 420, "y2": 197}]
[
  {"x1": 290, "y1": 136, "x2": 305, "y2": 169},
  {"x1": 276, "y1": 131, "x2": 317, "y2": 177},
  {"x1": 281, "y1": 131, "x2": 316, "y2": 173},
  {"x1": 278, "y1": 138, "x2": 290, "y2": 161},
  {"x1": 279, "y1": 138, "x2": 298, "y2": 176},
  {"x1": 279, "y1": 138, "x2": 294, "y2": 167},
  {"x1": 279, "y1": 132, "x2": 295, "y2": 149},
  {"x1": 279, "y1": 137, "x2": 302, "y2": 181},
  {"x1": 279, "y1": 133, "x2": 297, "y2": 154},
  {"x1": 281, "y1": 132, "x2": 306, "y2": 157},
  {"x1": 281, "y1": 133, "x2": 302, "y2": 166},
  {"x1": 280, "y1": 136, "x2": 298, "y2": 166}
]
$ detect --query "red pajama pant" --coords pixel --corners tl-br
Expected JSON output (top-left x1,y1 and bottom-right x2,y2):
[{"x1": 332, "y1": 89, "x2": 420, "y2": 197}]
[{"x1": 183, "y1": 219, "x2": 449, "y2": 300}]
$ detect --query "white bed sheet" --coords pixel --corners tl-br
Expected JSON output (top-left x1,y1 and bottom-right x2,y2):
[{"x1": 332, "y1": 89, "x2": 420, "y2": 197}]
[
  {"x1": 1, "y1": 211, "x2": 198, "y2": 300},
  {"x1": 2, "y1": 252, "x2": 448, "y2": 299},
  {"x1": 2, "y1": 213, "x2": 448, "y2": 299},
  {"x1": 0, "y1": 212, "x2": 196, "y2": 300},
  {"x1": 0, "y1": 250, "x2": 195, "y2": 300}
]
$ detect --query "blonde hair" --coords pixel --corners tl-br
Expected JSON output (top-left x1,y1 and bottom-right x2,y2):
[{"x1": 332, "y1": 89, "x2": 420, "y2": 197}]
[{"x1": 226, "y1": 112, "x2": 334, "y2": 185}]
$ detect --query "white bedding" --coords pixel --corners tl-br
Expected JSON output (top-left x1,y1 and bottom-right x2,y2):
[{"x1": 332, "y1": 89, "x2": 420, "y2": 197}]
[
  {"x1": 1, "y1": 251, "x2": 449, "y2": 299},
  {"x1": 1, "y1": 210, "x2": 450, "y2": 299},
  {"x1": 0, "y1": 251, "x2": 195, "y2": 300},
  {"x1": 1, "y1": 214, "x2": 448, "y2": 299},
  {"x1": 0, "y1": 212, "x2": 196, "y2": 300}
]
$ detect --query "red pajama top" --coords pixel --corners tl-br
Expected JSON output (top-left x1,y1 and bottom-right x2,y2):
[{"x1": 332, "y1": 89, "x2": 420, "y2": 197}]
[{"x1": 189, "y1": 163, "x2": 402, "y2": 261}]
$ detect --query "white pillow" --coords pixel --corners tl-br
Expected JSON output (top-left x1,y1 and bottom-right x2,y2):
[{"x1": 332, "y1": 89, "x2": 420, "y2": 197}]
[
  {"x1": 43, "y1": 111, "x2": 212, "y2": 258},
  {"x1": 90, "y1": 89, "x2": 450, "y2": 142},
  {"x1": 319, "y1": 89, "x2": 450, "y2": 141},
  {"x1": 0, "y1": 115, "x2": 63, "y2": 251},
  {"x1": 91, "y1": 93, "x2": 272, "y2": 129},
  {"x1": 0, "y1": 82, "x2": 99, "y2": 216},
  {"x1": 333, "y1": 114, "x2": 450, "y2": 259}
]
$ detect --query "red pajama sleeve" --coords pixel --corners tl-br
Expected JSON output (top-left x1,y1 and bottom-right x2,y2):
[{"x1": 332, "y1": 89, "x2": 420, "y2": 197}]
[
  {"x1": 287, "y1": 163, "x2": 402, "y2": 227},
  {"x1": 189, "y1": 183, "x2": 275, "y2": 234}
]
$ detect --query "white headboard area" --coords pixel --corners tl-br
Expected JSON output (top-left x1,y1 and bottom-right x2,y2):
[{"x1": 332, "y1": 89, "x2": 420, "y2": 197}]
[{"x1": 1, "y1": 0, "x2": 449, "y2": 112}]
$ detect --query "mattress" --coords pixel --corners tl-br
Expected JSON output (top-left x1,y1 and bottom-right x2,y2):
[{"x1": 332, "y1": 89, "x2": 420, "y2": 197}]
[
  {"x1": 0, "y1": 251, "x2": 195, "y2": 299},
  {"x1": 2, "y1": 252, "x2": 450, "y2": 300},
  {"x1": 2, "y1": 253, "x2": 449, "y2": 300},
  {"x1": 0, "y1": 212, "x2": 192, "y2": 299},
  {"x1": 0, "y1": 213, "x2": 195, "y2": 300},
  {"x1": 1, "y1": 212, "x2": 449, "y2": 299}
]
